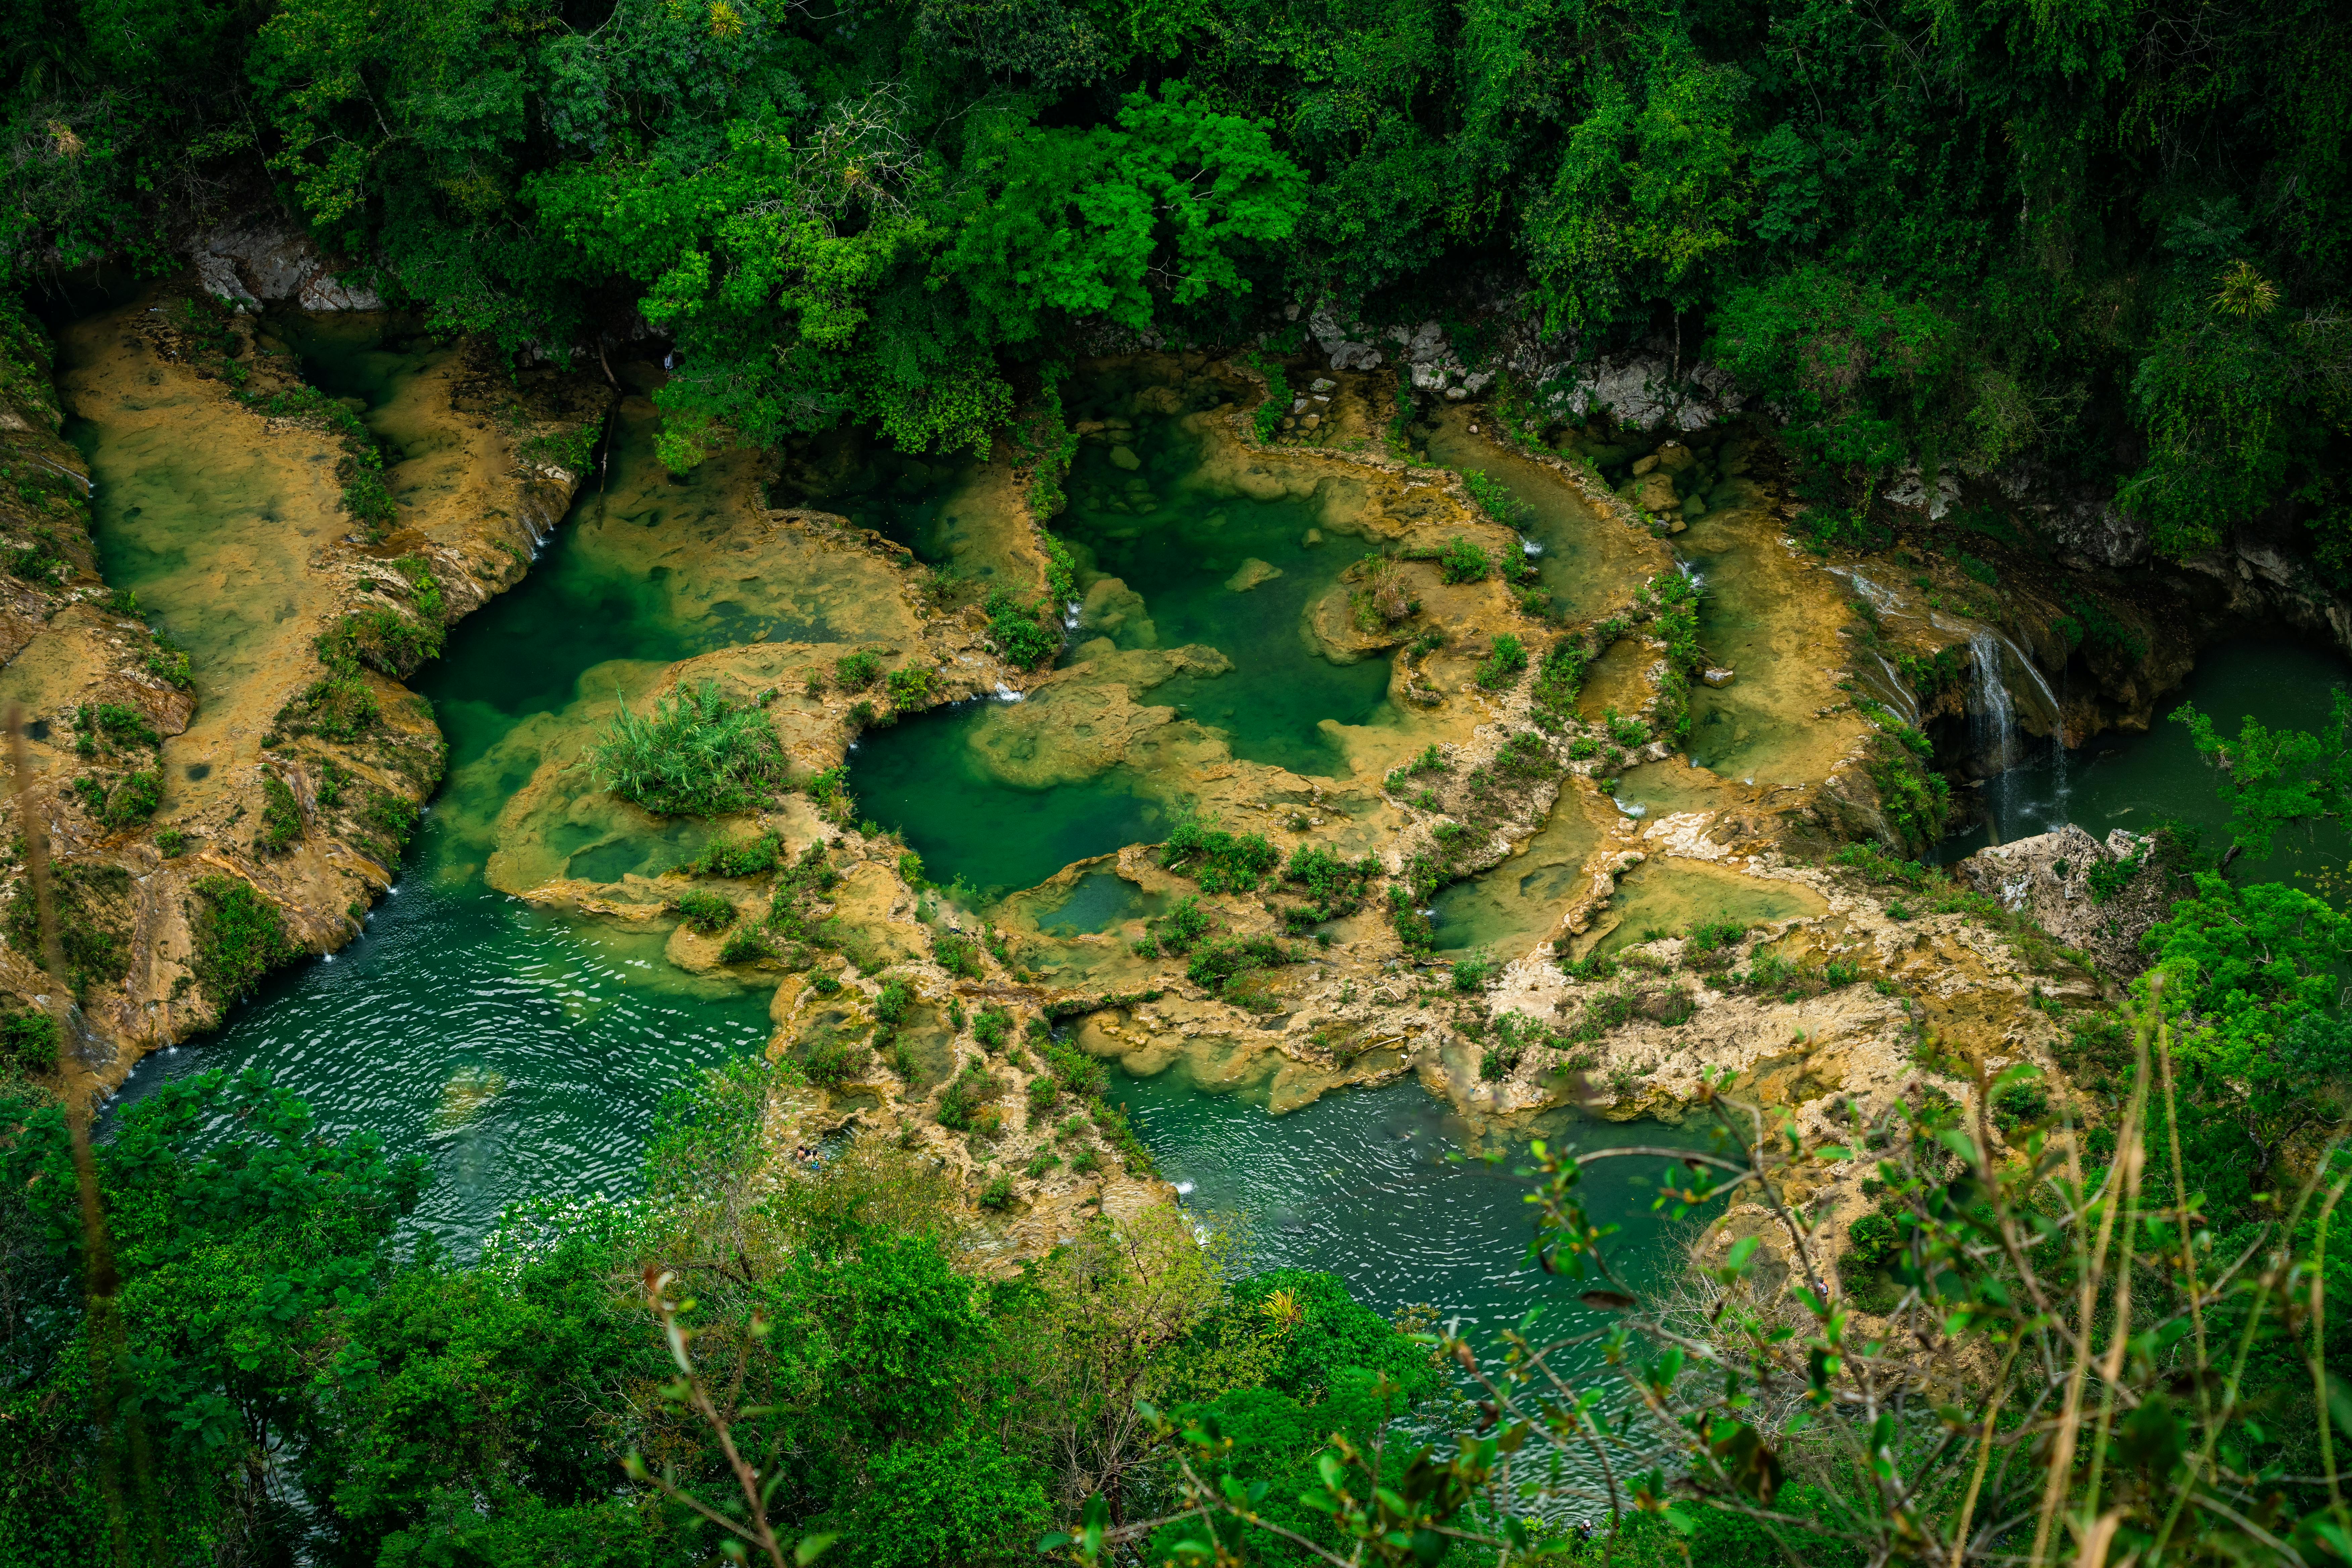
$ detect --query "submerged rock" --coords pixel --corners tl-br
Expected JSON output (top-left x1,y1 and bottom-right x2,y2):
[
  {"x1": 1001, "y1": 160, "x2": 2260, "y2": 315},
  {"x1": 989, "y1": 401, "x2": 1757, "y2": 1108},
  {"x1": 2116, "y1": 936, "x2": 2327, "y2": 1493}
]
[{"x1": 1223, "y1": 557, "x2": 1283, "y2": 592}]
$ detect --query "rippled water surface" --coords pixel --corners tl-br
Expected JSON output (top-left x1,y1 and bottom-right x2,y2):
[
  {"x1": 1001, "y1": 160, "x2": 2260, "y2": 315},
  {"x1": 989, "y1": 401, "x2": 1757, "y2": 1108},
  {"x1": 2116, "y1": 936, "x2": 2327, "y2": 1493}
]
[
  {"x1": 109, "y1": 839, "x2": 774, "y2": 1248},
  {"x1": 101, "y1": 321, "x2": 775, "y2": 1253},
  {"x1": 98, "y1": 331, "x2": 1720, "y2": 1294},
  {"x1": 1118, "y1": 1068, "x2": 1720, "y2": 1337}
]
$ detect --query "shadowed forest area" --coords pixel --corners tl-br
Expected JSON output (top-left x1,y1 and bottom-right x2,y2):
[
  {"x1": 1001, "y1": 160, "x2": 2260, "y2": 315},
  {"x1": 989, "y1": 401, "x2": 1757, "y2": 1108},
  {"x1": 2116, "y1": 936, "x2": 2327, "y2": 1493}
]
[{"x1": 6, "y1": 0, "x2": 2350, "y2": 555}]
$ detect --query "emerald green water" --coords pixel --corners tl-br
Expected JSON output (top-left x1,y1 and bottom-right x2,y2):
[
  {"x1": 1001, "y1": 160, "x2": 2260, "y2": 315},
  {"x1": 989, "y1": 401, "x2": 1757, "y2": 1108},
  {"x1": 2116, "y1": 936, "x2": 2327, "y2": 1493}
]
[
  {"x1": 92, "y1": 326, "x2": 1721, "y2": 1304},
  {"x1": 1056, "y1": 380, "x2": 1395, "y2": 775},
  {"x1": 854, "y1": 370, "x2": 1399, "y2": 896},
  {"x1": 1033, "y1": 869, "x2": 1168, "y2": 936},
  {"x1": 1121, "y1": 1065, "x2": 1720, "y2": 1339},
  {"x1": 1946, "y1": 639, "x2": 2352, "y2": 896},
  {"x1": 854, "y1": 712, "x2": 1167, "y2": 901},
  {"x1": 104, "y1": 324, "x2": 778, "y2": 1250}
]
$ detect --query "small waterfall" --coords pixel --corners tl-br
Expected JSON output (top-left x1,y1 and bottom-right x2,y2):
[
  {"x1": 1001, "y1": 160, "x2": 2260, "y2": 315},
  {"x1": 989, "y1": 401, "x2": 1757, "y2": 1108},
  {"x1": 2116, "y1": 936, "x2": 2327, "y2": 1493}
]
[
  {"x1": 1832, "y1": 567, "x2": 1902, "y2": 618},
  {"x1": 1968, "y1": 627, "x2": 2017, "y2": 774},
  {"x1": 1966, "y1": 623, "x2": 2074, "y2": 840}
]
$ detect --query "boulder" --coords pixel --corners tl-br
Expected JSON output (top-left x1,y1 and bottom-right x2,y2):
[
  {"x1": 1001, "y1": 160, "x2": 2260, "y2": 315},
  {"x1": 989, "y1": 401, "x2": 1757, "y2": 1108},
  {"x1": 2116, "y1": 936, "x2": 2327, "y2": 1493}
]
[
  {"x1": 1224, "y1": 558, "x2": 1283, "y2": 593},
  {"x1": 1631, "y1": 471, "x2": 1679, "y2": 512},
  {"x1": 1954, "y1": 823, "x2": 2167, "y2": 978},
  {"x1": 1701, "y1": 668, "x2": 1736, "y2": 688},
  {"x1": 190, "y1": 216, "x2": 382, "y2": 310},
  {"x1": 1652, "y1": 441, "x2": 1697, "y2": 473}
]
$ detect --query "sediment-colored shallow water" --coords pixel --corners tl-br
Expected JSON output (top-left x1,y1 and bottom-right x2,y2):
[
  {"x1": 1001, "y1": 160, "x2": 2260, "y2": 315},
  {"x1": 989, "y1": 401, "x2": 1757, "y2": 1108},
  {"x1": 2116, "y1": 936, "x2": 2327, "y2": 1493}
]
[{"x1": 103, "y1": 325, "x2": 781, "y2": 1246}]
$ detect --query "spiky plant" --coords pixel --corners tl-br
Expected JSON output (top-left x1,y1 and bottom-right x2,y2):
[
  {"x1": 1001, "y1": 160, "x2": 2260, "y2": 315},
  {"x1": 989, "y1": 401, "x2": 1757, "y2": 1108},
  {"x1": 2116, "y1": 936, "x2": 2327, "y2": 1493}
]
[{"x1": 594, "y1": 681, "x2": 785, "y2": 818}]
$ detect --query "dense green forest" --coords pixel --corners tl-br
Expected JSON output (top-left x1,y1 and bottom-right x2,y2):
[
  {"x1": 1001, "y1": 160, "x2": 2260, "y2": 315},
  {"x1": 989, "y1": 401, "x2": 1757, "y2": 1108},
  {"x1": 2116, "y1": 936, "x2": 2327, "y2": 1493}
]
[{"x1": 7, "y1": 0, "x2": 2351, "y2": 556}]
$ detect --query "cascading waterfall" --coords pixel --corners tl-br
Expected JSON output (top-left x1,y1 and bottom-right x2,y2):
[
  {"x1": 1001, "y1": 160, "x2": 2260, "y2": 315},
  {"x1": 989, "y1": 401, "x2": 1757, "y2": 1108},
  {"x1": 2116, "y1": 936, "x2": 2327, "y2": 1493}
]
[
  {"x1": 1965, "y1": 624, "x2": 2073, "y2": 840},
  {"x1": 1968, "y1": 627, "x2": 2018, "y2": 774},
  {"x1": 1966, "y1": 627, "x2": 2025, "y2": 843}
]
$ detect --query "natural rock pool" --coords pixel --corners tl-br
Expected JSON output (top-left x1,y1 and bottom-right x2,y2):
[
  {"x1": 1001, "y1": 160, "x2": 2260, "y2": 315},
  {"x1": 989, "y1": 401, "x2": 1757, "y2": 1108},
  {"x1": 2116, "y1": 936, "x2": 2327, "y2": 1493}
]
[
  {"x1": 89, "y1": 320, "x2": 1684, "y2": 1280},
  {"x1": 1944, "y1": 637, "x2": 2352, "y2": 884},
  {"x1": 49, "y1": 303, "x2": 2346, "y2": 1335}
]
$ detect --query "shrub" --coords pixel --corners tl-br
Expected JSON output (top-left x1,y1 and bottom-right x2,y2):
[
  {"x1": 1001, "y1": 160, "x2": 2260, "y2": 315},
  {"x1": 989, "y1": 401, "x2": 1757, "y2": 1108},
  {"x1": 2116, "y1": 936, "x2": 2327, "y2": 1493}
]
[
  {"x1": 1152, "y1": 894, "x2": 1212, "y2": 953},
  {"x1": 99, "y1": 769, "x2": 163, "y2": 829},
  {"x1": 1830, "y1": 841, "x2": 1936, "y2": 889},
  {"x1": 1836, "y1": 1207, "x2": 1905, "y2": 1314},
  {"x1": 2088, "y1": 848, "x2": 2145, "y2": 904},
  {"x1": 936, "y1": 1064, "x2": 1002, "y2": 1132},
  {"x1": 1159, "y1": 815, "x2": 1279, "y2": 893},
  {"x1": 983, "y1": 587, "x2": 1059, "y2": 668},
  {"x1": 1281, "y1": 845, "x2": 1379, "y2": 927},
  {"x1": 1186, "y1": 935, "x2": 1290, "y2": 993},
  {"x1": 145, "y1": 637, "x2": 194, "y2": 690},
  {"x1": 1684, "y1": 914, "x2": 1750, "y2": 957},
  {"x1": 0, "y1": 1008, "x2": 59, "y2": 1072},
  {"x1": 934, "y1": 930, "x2": 984, "y2": 977},
  {"x1": 973, "y1": 1006, "x2": 1012, "y2": 1051},
  {"x1": 189, "y1": 874, "x2": 298, "y2": 1008},
  {"x1": 594, "y1": 680, "x2": 785, "y2": 818},
  {"x1": 682, "y1": 829, "x2": 786, "y2": 878},
  {"x1": 802, "y1": 1033, "x2": 871, "y2": 1087},
  {"x1": 155, "y1": 828, "x2": 190, "y2": 857},
  {"x1": 1068, "y1": 1146, "x2": 1103, "y2": 1175},
  {"x1": 259, "y1": 773, "x2": 303, "y2": 852},
  {"x1": 1246, "y1": 353, "x2": 1292, "y2": 442},
  {"x1": 670, "y1": 889, "x2": 736, "y2": 933},
  {"x1": 1351, "y1": 557, "x2": 1415, "y2": 629},
  {"x1": 1438, "y1": 535, "x2": 1490, "y2": 583},
  {"x1": 718, "y1": 926, "x2": 773, "y2": 964},
  {"x1": 1462, "y1": 469, "x2": 1528, "y2": 527},
  {"x1": 1530, "y1": 639, "x2": 1589, "y2": 727},
  {"x1": 1451, "y1": 953, "x2": 1501, "y2": 992},
  {"x1": 977, "y1": 1175, "x2": 1014, "y2": 1210},
  {"x1": 885, "y1": 665, "x2": 936, "y2": 707},
  {"x1": 1866, "y1": 737, "x2": 1953, "y2": 850},
  {"x1": 834, "y1": 649, "x2": 884, "y2": 688},
  {"x1": 1474, "y1": 633, "x2": 1528, "y2": 690},
  {"x1": 1991, "y1": 1077, "x2": 2051, "y2": 1133},
  {"x1": 78, "y1": 701, "x2": 160, "y2": 752}
]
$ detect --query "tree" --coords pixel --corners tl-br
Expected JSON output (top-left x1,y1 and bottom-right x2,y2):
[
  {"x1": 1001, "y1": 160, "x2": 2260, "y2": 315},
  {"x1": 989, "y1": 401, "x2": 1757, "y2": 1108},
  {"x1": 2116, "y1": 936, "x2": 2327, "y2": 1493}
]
[
  {"x1": 945, "y1": 85, "x2": 1306, "y2": 345},
  {"x1": 2174, "y1": 687, "x2": 2352, "y2": 861}
]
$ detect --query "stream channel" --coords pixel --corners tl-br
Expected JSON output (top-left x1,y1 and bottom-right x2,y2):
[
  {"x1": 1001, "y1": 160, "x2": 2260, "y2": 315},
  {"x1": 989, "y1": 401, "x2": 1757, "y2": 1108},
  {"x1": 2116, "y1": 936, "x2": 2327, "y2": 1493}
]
[{"x1": 94, "y1": 318, "x2": 1708, "y2": 1350}]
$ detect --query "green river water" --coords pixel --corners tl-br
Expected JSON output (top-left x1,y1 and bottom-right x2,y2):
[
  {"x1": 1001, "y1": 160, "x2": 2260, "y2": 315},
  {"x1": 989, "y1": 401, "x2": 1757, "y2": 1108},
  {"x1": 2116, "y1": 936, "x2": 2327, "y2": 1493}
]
[
  {"x1": 84, "y1": 313, "x2": 2348, "y2": 1335},
  {"x1": 850, "y1": 368, "x2": 1396, "y2": 897},
  {"x1": 86, "y1": 318, "x2": 1695, "y2": 1329},
  {"x1": 1946, "y1": 638, "x2": 2352, "y2": 891}
]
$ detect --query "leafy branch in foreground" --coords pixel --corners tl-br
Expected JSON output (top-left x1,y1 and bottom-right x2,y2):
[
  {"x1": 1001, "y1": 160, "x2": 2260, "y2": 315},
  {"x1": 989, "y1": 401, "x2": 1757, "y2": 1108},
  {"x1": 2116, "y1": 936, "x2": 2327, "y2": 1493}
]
[
  {"x1": 1049, "y1": 996, "x2": 2352, "y2": 1567},
  {"x1": 623, "y1": 1268, "x2": 838, "y2": 1568},
  {"x1": 595, "y1": 680, "x2": 786, "y2": 818}
]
